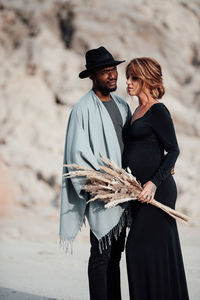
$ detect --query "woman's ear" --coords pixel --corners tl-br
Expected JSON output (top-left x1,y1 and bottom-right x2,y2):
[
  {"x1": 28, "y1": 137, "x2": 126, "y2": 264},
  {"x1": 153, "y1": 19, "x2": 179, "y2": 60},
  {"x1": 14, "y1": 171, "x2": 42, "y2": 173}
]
[{"x1": 141, "y1": 81, "x2": 150, "y2": 94}]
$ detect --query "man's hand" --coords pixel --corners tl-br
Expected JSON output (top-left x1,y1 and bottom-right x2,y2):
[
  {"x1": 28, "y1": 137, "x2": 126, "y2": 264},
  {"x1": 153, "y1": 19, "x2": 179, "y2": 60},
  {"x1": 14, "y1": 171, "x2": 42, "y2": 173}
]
[
  {"x1": 171, "y1": 167, "x2": 175, "y2": 175},
  {"x1": 138, "y1": 181, "x2": 156, "y2": 203}
]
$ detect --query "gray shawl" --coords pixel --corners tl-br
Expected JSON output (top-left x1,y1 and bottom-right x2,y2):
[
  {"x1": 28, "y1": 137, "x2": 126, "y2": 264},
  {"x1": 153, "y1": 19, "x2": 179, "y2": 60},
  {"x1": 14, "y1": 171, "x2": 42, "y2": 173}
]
[{"x1": 60, "y1": 89, "x2": 131, "y2": 252}]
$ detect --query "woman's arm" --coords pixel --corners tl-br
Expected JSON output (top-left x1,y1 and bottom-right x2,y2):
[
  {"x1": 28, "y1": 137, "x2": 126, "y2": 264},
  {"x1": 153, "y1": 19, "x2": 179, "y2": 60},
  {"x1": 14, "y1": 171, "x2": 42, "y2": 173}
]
[
  {"x1": 150, "y1": 103, "x2": 180, "y2": 186},
  {"x1": 138, "y1": 103, "x2": 179, "y2": 203}
]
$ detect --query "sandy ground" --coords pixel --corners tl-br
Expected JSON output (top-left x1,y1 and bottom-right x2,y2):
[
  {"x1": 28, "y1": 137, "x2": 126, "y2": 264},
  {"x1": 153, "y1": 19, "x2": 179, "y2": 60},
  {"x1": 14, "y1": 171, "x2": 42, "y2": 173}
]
[{"x1": 0, "y1": 209, "x2": 199, "y2": 300}]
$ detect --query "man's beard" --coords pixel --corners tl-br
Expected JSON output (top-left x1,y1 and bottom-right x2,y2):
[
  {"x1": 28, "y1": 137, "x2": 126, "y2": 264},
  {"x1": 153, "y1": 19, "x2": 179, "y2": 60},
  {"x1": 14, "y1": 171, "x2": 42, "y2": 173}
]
[
  {"x1": 100, "y1": 85, "x2": 117, "y2": 95},
  {"x1": 95, "y1": 80, "x2": 117, "y2": 95}
]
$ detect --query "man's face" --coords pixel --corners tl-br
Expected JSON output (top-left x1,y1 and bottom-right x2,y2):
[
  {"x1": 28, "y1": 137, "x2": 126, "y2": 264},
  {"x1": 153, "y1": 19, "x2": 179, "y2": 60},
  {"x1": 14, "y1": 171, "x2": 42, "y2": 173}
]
[{"x1": 91, "y1": 66, "x2": 118, "y2": 94}]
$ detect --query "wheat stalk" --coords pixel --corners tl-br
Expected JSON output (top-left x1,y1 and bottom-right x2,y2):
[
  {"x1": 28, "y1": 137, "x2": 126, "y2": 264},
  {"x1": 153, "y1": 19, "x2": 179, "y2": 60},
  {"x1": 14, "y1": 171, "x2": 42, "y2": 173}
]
[{"x1": 64, "y1": 157, "x2": 190, "y2": 223}]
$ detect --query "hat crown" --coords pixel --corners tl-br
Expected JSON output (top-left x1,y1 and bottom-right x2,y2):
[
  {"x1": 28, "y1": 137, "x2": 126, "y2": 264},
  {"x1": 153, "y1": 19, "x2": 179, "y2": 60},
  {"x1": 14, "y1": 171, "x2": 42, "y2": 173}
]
[
  {"x1": 85, "y1": 47, "x2": 114, "y2": 69},
  {"x1": 79, "y1": 46, "x2": 125, "y2": 78}
]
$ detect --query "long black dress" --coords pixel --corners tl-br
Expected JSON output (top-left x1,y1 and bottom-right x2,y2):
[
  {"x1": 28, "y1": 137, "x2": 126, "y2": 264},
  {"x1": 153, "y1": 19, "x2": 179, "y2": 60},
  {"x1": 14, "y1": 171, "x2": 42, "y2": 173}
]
[{"x1": 122, "y1": 103, "x2": 189, "y2": 300}]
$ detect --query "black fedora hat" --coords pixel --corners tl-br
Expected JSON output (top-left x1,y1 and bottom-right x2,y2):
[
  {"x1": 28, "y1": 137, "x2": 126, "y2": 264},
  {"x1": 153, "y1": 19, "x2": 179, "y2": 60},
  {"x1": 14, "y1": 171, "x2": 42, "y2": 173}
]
[{"x1": 79, "y1": 46, "x2": 125, "y2": 79}]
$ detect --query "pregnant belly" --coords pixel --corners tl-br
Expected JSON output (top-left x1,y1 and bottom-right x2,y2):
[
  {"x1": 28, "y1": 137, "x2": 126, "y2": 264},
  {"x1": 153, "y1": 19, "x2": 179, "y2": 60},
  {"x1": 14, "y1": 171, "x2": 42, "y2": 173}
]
[{"x1": 122, "y1": 142, "x2": 162, "y2": 184}]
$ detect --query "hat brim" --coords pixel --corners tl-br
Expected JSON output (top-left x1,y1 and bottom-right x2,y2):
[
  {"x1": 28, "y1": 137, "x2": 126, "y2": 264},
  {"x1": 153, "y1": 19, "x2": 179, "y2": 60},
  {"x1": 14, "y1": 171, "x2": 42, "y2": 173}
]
[{"x1": 79, "y1": 60, "x2": 125, "y2": 79}]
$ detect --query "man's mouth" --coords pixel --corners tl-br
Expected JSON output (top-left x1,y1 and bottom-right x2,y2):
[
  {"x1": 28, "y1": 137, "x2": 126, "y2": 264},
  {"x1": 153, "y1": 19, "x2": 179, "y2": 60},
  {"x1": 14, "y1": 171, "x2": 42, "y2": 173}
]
[{"x1": 108, "y1": 80, "x2": 117, "y2": 86}]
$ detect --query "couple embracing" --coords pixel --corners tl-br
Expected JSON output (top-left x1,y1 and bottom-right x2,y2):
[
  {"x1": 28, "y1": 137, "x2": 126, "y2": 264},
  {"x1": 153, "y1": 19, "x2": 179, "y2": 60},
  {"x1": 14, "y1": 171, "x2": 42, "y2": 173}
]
[{"x1": 60, "y1": 47, "x2": 189, "y2": 300}]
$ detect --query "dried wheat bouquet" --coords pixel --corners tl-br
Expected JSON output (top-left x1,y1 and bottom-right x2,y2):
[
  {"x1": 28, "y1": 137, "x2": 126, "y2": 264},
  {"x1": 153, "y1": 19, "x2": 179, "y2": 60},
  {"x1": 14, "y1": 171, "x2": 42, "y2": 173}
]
[{"x1": 64, "y1": 155, "x2": 190, "y2": 223}]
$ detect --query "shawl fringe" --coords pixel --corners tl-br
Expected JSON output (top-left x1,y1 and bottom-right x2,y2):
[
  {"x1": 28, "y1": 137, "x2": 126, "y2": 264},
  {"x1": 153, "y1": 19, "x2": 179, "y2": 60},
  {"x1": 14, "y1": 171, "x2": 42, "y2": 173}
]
[
  {"x1": 59, "y1": 210, "x2": 128, "y2": 255},
  {"x1": 60, "y1": 216, "x2": 87, "y2": 254},
  {"x1": 98, "y1": 209, "x2": 127, "y2": 253},
  {"x1": 60, "y1": 237, "x2": 73, "y2": 254}
]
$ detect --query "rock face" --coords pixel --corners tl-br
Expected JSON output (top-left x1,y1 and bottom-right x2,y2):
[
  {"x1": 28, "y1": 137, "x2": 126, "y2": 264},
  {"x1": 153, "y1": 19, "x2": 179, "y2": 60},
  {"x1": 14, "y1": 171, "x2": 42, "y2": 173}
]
[{"x1": 0, "y1": 0, "x2": 200, "y2": 224}]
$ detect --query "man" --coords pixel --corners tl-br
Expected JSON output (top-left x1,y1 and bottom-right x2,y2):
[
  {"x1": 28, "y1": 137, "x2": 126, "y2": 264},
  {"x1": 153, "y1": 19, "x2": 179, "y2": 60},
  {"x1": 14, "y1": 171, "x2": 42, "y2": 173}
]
[{"x1": 60, "y1": 46, "x2": 131, "y2": 300}]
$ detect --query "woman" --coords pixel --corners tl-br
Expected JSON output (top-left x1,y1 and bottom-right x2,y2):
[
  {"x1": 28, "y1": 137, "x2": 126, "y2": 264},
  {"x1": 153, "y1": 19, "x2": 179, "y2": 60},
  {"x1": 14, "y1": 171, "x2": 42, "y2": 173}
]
[{"x1": 122, "y1": 57, "x2": 189, "y2": 300}]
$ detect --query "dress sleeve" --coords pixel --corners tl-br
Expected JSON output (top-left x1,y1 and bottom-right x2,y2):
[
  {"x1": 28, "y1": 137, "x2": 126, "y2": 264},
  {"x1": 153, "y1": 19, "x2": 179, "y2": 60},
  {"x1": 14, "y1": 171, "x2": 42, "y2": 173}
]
[{"x1": 150, "y1": 104, "x2": 180, "y2": 187}]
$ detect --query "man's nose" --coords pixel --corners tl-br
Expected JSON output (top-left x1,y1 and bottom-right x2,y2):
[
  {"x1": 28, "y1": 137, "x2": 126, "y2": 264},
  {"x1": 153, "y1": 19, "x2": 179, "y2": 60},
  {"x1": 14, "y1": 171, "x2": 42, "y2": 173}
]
[{"x1": 109, "y1": 70, "x2": 116, "y2": 79}]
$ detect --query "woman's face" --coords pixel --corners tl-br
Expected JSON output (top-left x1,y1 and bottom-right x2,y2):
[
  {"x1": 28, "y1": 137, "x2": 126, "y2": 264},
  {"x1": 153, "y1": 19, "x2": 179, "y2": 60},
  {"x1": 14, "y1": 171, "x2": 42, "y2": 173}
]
[{"x1": 126, "y1": 73, "x2": 142, "y2": 97}]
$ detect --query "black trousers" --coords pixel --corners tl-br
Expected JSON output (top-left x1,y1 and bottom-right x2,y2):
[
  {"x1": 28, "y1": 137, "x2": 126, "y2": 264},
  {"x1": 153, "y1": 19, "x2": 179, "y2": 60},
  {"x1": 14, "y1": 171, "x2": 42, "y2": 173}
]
[{"x1": 88, "y1": 227, "x2": 126, "y2": 300}]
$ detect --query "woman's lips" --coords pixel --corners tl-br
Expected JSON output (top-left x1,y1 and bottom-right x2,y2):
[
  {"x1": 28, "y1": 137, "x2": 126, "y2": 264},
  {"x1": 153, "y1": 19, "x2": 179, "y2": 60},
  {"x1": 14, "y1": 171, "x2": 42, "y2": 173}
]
[
  {"x1": 127, "y1": 87, "x2": 135, "y2": 95},
  {"x1": 127, "y1": 87, "x2": 133, "y2": 92}
]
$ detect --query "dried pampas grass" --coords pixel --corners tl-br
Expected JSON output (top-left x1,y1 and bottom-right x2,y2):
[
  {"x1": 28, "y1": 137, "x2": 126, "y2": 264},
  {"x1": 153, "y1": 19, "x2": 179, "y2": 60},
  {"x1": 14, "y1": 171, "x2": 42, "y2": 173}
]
[{"x1": 64, "y1": 156, "x2": 190, "y2": 223}]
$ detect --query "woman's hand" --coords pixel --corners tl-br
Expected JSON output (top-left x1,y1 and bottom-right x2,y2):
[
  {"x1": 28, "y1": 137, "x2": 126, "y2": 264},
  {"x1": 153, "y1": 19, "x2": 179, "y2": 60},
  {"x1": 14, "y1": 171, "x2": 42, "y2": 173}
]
[{"x1": 138, "y1": 181, "x2": 157, "y2": 203}]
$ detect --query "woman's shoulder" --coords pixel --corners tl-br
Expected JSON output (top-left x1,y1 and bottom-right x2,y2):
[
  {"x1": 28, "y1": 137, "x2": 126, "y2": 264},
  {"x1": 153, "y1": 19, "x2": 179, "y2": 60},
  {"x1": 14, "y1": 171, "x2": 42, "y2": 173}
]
[
  {"x1": 149, "y1": 102, "x2": 174, "y2": 129},
  {"x1": 150, "y1": 102, "x2": 171, "y2": 117}
]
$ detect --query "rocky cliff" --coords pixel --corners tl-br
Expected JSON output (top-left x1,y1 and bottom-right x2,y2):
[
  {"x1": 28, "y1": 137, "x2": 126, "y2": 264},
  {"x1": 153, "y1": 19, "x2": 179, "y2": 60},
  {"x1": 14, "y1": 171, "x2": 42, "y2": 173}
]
[{"x1": 0, "y1": 0, "x2": 200, "y2": 224}]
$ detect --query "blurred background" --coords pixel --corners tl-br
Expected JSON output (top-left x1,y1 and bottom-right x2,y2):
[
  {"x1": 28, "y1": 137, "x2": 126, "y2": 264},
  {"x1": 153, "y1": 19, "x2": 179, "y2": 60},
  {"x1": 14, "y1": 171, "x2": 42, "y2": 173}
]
[{"x1": 0, "y1": 0, "x2": 200, "y2": 299}]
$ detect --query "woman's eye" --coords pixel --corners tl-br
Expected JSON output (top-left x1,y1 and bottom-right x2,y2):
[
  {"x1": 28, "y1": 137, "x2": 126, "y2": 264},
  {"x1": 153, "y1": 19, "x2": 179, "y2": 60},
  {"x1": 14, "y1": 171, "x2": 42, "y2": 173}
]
[{"x1": 132, "y1": 76, "x2": 138, "y2": 81}]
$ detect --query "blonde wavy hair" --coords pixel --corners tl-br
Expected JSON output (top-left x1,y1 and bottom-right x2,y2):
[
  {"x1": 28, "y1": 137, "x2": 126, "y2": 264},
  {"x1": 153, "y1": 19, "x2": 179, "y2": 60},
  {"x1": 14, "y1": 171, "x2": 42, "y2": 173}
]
[{"x1": 126, "y1": 57, "x2": 165, "y2": 99}]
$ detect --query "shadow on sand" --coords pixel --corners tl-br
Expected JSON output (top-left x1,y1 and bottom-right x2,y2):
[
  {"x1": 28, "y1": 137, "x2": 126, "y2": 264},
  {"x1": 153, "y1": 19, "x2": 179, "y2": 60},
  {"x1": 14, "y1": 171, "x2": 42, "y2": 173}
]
[{"x1": 0, "y1": 287, "x2": 59, "y2": 300}]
